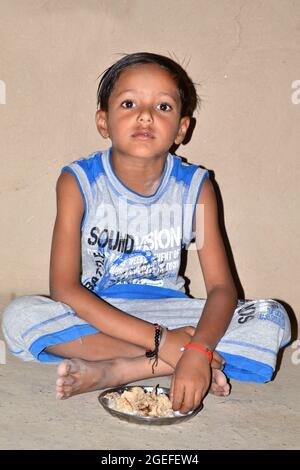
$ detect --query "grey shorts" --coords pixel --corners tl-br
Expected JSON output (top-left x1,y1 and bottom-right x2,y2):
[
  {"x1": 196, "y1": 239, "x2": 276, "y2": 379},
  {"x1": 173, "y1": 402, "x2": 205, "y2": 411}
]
[{"x1": 1, "y1": 294, "x2": 291, "y2": 383}]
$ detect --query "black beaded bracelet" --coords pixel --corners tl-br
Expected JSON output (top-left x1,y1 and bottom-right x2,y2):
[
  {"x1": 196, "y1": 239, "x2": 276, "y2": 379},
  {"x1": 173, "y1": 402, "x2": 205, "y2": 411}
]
[{"x1": 145, "y1": 324, "x2": 162, "y2": 373}]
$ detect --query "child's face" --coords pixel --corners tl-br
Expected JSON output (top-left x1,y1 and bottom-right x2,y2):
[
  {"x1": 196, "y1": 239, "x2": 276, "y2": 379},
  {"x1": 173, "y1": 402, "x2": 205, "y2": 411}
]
[{"x1": 96, "y1": 64, "x2": 190, "y2": 159}]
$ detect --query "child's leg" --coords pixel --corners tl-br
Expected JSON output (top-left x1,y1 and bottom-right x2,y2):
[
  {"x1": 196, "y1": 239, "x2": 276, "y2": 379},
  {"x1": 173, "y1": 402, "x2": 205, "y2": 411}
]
[
  {"x1": 56, "y1": 355, "x2": 229, "y2": 399},
  {"x1": 46, "y1": 332, "x2": 145, "y2": 361},
  {"x1": 56, "y1": 355, "x2": 173, "y2": 399},
  {"x1": 1, "y1": 295, "x2": 229, "y2": 398},
  {"x1": 1, "y1": 295, "x2": 101, "y2": 362}
]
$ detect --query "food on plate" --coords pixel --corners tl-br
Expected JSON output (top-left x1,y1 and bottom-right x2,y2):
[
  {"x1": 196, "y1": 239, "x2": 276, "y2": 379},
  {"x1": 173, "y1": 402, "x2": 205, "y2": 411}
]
[{"x1": 104, "y1": 386, "x2": 174, "y2": 417}]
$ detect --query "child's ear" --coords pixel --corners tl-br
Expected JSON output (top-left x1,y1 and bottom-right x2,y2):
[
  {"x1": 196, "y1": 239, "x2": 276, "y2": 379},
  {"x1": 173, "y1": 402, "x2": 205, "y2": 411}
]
[
  {"x1": 95, "y1": 110, "x2": 110, "y2": 138},
  {"x1": 174, "y1": 116, "x2": 190, "y2": 145}
]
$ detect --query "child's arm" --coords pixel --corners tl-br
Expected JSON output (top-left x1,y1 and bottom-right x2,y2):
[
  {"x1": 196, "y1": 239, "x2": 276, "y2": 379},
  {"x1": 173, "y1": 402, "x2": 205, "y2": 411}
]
[
  {"x1": 192, "y1": 177, "x2": 238, "y2": 350},
  {"x1": 49, "y1": 171, "x2": 192, "y2": 353},
  {"x1": 170, "y1": 177, "x2": 238, "y2": 413}
]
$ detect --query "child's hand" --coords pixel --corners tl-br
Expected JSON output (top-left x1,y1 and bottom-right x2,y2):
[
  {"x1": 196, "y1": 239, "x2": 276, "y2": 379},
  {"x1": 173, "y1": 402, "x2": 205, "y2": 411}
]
[
  {"x1": 211, "y1": 350, "x2": 225, "y2": 370},
  {"x1": 159, "y1": 328, "x2": 225, "y2": 370},
  {"x1": 158, "y1": 326, "x2": 195, "y2": 368},
  {"x1": 170, "y1": 350, "x2": 211, "y2": 414}
]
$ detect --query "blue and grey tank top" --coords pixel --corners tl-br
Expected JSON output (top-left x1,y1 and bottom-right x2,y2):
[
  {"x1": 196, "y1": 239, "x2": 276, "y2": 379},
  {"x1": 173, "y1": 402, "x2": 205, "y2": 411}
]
[{"x1": 62, "y1": 147, "x2": 208, "y2": 300}]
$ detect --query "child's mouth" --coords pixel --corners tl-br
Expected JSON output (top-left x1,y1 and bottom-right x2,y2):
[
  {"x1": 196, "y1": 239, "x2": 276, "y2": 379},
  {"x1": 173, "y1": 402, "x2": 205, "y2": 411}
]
[{"x1": 132, "y1": 131, "x2": 154, "y2": 140}]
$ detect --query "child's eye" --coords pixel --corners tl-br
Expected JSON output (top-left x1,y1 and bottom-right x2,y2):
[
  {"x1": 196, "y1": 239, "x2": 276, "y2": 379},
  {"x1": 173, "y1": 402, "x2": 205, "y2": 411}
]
[
  {"x1": 121, "y1": 100, "x2": 136, "y2": 109},
  {"x1": 157, "y1": 103, "x2": 172, "y2": 112}
]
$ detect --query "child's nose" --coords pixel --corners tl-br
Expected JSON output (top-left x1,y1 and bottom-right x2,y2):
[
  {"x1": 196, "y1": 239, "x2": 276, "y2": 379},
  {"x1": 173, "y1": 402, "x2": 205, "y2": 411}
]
[{"x1": 137, "y1": 108, "x2": 153, "y2": 124}]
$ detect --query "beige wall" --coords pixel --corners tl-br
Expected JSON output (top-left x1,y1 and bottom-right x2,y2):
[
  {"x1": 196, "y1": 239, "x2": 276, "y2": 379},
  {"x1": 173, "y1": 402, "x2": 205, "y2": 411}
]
[{"x1": 1, "y1": 0, "x2": 299, "y2": 319}]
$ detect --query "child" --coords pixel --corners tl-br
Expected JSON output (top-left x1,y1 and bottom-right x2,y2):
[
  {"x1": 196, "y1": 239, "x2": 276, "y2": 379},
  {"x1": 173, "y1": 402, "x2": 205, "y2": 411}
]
[{"x1": 2, "y1": 52, "x2": 290, "y2": 415}]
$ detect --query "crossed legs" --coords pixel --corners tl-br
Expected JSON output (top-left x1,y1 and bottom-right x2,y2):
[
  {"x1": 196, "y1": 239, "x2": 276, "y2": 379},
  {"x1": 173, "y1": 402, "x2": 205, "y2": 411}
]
[{"x1": 46, "y1": 332, "x2": 230, "y2": 400}]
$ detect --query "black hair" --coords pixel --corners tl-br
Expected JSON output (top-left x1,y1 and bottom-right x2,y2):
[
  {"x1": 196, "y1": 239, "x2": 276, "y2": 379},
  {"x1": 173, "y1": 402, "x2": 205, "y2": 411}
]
[{"x1": 97, "y1": 52, "x2": 200, "y2": 118}]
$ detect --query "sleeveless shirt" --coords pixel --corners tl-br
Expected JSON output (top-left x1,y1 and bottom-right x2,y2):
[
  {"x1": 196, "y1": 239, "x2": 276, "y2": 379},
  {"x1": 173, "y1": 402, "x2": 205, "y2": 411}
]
[{"x1": 62, "y1": 147, "x2": 208, "y2": 299}]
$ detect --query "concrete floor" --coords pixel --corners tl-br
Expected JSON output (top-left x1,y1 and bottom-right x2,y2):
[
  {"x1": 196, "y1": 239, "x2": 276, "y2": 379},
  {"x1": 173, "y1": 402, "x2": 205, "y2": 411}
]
[{"x1": 0, "y1": 332, "x2": 299, "y2": 450}]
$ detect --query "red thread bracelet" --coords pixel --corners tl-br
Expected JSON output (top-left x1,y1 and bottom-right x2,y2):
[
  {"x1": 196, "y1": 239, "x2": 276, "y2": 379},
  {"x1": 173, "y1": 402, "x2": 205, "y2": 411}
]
[{"x1": 180, "y1": 343, "x2": 213, "y2": 364}]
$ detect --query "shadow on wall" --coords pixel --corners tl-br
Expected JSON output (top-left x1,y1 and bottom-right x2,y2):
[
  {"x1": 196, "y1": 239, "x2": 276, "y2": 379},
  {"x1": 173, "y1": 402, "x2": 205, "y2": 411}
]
[
  {"x1": 173, "y1": 116, "x2": 244, "y2": 301},
  {"x1": 173, "y1": 119, "x2": 298, "y2": 352}
]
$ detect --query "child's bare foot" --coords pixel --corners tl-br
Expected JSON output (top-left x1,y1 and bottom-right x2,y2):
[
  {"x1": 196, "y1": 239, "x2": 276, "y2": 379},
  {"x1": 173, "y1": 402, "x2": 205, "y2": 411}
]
[
  {"x1": 210, "y1": 368, "x2": 230, "y2": 396},
  {"x1": 56, "y1": 358, "x2": 119, "y2": 399},
  {"x1": 56, "y1": 358, "x2": 230, "y2": 400}
]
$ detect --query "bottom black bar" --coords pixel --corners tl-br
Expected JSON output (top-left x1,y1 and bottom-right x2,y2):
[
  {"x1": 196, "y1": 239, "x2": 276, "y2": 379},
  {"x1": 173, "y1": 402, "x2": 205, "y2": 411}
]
[{"x1": 0, "y1": 449, "x2": 298, "y2": 464}]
